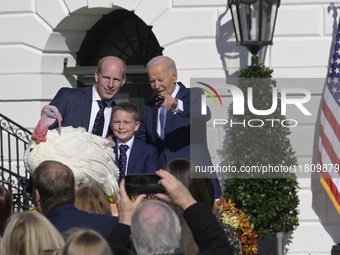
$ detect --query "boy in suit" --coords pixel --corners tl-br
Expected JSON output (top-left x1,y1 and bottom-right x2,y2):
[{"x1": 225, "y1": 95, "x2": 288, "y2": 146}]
[{"x1": 110, "y1": 102, "x2": 158, "y2": 183}]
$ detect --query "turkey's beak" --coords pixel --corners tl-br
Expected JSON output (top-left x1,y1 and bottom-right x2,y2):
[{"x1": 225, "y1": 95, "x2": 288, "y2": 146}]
[{"x1": 56, "y1": 112, "x2": 62, "y2": 135}]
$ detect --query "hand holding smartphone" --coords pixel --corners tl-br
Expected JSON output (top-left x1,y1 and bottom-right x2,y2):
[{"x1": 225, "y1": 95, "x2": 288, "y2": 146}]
[{"x1": 124, "y1": 173, "x2": 166, "y2": 196}]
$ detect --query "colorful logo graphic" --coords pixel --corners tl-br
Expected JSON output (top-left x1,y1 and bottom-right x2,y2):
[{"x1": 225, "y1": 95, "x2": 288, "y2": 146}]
[
  {"x1": 197, "y1": 82, "x2": 222, "y2": 106},
  {"x1": 196, "y1": 79, "x2": 312, "y2": 127}
]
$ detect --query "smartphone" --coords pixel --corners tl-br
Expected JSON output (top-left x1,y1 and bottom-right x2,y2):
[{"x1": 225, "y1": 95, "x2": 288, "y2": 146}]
[{"x1": 124, "y1": 174, "x2": 166, "y2": 196}]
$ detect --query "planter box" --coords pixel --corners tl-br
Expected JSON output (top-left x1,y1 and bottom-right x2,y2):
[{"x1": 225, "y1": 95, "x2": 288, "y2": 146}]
[{"x1": 257, "y1": 232, "x2": 283, "y2": 255}]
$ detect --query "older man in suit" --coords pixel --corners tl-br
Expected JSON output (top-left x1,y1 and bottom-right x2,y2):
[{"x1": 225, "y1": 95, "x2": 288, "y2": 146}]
[
  {"x1": 137, "y1": 56, "x2": 222, "y2": 198},
  {"x1": 49, "y1": 56, "x2": 126, "y2": 138}
]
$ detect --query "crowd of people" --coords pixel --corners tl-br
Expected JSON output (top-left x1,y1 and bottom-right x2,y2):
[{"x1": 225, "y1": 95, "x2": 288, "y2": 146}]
[
  {"x1": 0, "y1": 55, "x2": 242, "y2": 254},
  {"x1": 0, "y1": 159, "x2": 238, "y2": 255}
]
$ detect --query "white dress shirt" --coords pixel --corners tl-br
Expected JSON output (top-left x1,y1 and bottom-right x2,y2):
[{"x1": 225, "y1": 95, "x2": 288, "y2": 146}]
[
  {"x1": 116, "y1": 136, "x2": 134, "y2": 175},
  {"x1": 88, "y1": 86, "x2": 114, "y2": 137}
]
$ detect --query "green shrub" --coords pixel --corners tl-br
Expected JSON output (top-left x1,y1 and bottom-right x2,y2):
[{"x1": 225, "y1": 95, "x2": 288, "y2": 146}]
[{"x1": 223, "y1": 60, "x2": 300, "y2": 238}]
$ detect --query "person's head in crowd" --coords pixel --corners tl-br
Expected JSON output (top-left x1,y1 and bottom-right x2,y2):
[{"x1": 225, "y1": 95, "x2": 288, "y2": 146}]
[
  {"x1": 165, "y1": 158, "x2": 214, "y2": 255},
  {"x1": 0, "y1": 185, "x2": 12, "y2": 237},
  {"x1": 0, "y1": 211, "x2": 64, "y2": 255},
  {"x1": 32, "y1": 160, "x2": 75, "y2": 214},
  {"x1": 95, "y1": 56, "x2": 126, "y2": 102},
  {"x1": 110, "y1": 102, "x2": 140, "y2": 144},
  {"x1": 62, "y1": 229, "x2": 113, "y2": 255},
  {"x1": 146, "y1": 56, "x2": 178, "y2": 99},
  {"x1": 131, "y1": 200, "x2": 181, "y2": 255},
  {"x1": 165, "y1": 158, "x2": 213, "y2": 208},
  {"x1": 75, "y1": 184, "x2": 112, "y2": 216}
]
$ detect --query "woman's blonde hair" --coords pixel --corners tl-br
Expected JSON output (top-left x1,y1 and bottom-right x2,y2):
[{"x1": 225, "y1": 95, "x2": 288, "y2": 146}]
[
  {"x1": 0, "y1": 211, "x2": 64, "y2": 255},
  {"x1": 75, "y1": 184, "x2": 112, "y2": 216},
  {"x1": 62, "y1": 229, "x2": 113, "y2": 255}
]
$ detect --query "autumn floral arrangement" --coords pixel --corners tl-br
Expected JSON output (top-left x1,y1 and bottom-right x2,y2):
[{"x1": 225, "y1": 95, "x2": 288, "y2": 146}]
[{"x1": 214, "y1": 197, "x2": 260, "y2": 255}]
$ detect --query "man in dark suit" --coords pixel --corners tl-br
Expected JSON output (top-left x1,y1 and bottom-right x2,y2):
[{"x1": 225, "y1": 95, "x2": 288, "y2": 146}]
[
  {"x1": 136, "y1": 56, "x2": 222, "y2": 197},
  {"x1": 25, "y1": 56, "x2": 126, "y2": 195},
  {"x1": 110, "y1": 102, "x2": 158, "y2": 181},
  {"x1": 49, "y1": 56, "x2": 126, "y2": 138},
  {"x1": 32, "y1": 160, "x2": 118, "y2": 240}
]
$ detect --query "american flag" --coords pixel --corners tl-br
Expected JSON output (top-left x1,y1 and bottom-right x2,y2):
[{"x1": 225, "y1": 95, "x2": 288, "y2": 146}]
[{"x1": 319, "y1": 18, "x2": 340, "y2": 214}]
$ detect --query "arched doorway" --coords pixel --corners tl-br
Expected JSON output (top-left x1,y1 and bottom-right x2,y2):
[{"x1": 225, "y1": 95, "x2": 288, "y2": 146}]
[{"x1": 76, "y1": 9, "x2": 164, "y2": 118}]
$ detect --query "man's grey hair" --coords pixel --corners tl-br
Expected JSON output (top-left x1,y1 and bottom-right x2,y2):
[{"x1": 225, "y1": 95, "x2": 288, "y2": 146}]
[
  {"x1": 146, "y1": 56, "x2": 177, "y2": 75},
  {"x1": 131, "y1": 200, "x2": 181, "y2": 255}
]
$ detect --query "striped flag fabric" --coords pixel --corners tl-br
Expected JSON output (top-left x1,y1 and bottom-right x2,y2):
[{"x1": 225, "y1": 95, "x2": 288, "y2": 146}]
[{"x1": 319, "y1": 17, "x2": 340, "y2": 214}]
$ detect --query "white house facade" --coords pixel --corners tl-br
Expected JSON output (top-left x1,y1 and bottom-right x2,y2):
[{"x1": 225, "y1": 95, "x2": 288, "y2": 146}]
[{"x1": 0, "y1": 0, "x2": 339, "y2": 254}]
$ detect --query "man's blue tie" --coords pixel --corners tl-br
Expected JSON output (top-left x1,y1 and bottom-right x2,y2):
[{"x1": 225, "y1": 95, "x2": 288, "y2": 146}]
[
  {"x1": 118, "y1": 144, "x2": 129, "y2": 183},
  {"x1": 159, "y1": 106, "x2": 167, "y2": 139},
  {"x1": 92, "y1": 100, "x2": 106, "y2": 136}
]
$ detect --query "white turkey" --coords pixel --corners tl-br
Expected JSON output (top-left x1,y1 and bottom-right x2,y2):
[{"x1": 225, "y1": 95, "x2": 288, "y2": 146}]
[{"x1": 24, "y1": 105, "x2": 119, "y2": 196}]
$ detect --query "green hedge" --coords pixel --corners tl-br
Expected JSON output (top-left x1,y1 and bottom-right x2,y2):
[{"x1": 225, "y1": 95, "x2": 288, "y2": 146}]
[{"x1": 223, "y1": 60, "x2": 300, "y2": 238}]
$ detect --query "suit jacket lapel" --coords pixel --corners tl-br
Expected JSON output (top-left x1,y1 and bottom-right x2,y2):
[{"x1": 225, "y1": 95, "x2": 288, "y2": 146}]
[
  {"x1": 127, "y1": 139, "x2": 142, "y2": 174},
  {"x1": 106, "y1": 100, "x2": 116, "y2": 137},
  {"x1": 165, "y1": 83, "x2": 186, "y2": 133},
  {"x1": 175, "y1": 82, "x2": 186, "y2": 99},
  {"x1": 82, "y1": 86, "x2": 93, "y2": 131},
  {"x1": 113, "y1": 145, "x2": 119, "y2": 167}
]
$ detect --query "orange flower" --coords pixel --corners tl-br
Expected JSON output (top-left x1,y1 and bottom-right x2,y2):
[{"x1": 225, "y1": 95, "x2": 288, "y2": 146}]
[
  {"x1": 214, "y1": 196, "x2": 260, "y2": 255},
  {"x1": 106, "y1": 195, "x2": 117, "y2": 204}
]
